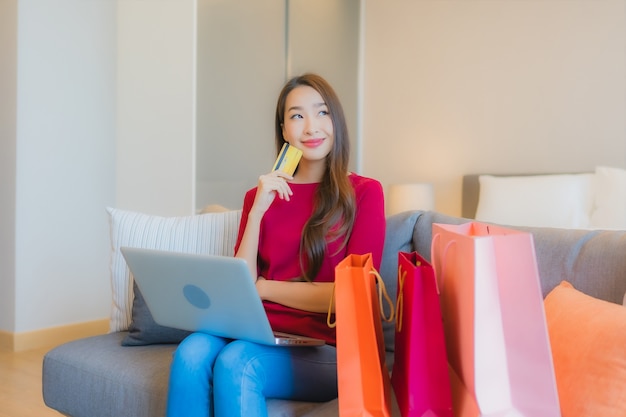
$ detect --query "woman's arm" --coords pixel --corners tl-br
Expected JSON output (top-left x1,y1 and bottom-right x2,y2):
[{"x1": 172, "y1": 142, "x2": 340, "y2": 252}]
[
  {"x1": 235, "y1": 171, "x2": 293, "y2": 281},
  {"x1": 234, "y1": 209, "x2": 262, "y2": 282},
  {"x1": 255, "y1": 278, "x2": 334, "y2": 313}
]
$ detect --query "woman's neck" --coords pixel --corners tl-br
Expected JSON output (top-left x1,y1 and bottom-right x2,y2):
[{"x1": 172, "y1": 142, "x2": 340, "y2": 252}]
[{"x1": 292, "y1": 160, "x2": 325, "y2": 184}]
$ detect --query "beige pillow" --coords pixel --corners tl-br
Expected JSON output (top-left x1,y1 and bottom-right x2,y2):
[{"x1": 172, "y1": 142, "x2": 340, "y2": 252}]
[{"x1": 107, "y1": 207, "x2": 242, "y2": 332}]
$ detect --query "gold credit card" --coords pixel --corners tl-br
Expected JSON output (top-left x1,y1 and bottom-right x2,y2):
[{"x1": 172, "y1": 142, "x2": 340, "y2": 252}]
[{"x1": 272, "y1": 143, "x2": 302, "y2": 176}]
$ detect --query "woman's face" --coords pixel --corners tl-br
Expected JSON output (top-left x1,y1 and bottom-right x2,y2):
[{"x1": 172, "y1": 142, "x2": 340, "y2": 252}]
[{"x1": 281, "y1": 85, "x2": 334, "y2": 164}]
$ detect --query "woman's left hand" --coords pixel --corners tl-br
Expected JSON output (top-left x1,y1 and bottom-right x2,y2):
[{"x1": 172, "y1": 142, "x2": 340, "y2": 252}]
[{"x1": 255, "y1": 276, "x2": 267, "y2": 299}]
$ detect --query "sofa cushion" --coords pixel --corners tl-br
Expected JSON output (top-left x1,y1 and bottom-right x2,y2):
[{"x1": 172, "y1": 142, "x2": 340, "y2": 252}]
[
  {"x1": 522, "y1": 227, "x2": 626, "y2": 303},
  {"x1": 545, "y1": 281, "x2": 626, "y2": 416},
  {"x1": 122, "y1": 281, "x2": 192, "y2": 346},
  {"x1": 43, "y1": 333, "x2": 175, "y2": 417},
  {"x1": 43, "y1": 333, "x2": 335, "y2": 417},
  {"x1": 107, "y1": 207, "x2": 242, "y2": 333}
]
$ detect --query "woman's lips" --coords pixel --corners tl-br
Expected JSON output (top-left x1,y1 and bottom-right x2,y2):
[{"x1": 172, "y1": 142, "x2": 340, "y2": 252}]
[{"x1": 301, "y1": 139, "x2": 324, "y2": 148}]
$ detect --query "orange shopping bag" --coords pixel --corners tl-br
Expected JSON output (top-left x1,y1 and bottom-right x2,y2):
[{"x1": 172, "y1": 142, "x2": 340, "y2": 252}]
[
  {"x1": 431, "y1": 222, "x2": 561, "y2": 417},
  {"x1": 330, "y1": 253, "x2": 394, "y2": 417}
]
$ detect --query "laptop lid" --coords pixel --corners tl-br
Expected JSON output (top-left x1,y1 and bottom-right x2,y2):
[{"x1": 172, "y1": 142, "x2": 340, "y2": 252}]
[{"x1": 120, "y1": 247, "x2": 324, "y2": 347}]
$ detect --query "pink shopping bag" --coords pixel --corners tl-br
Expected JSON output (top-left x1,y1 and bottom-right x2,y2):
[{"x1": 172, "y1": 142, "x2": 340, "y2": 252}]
[
  {"x1": 431, "y1": 222, "x2": 561, "y2": 417},
  {"x1": 391, "y1": 251, "x2": 453, "y2": 417}
]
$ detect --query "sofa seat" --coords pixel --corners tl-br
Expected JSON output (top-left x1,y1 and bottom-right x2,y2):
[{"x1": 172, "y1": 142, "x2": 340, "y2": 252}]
[{"x1": 43, "y1": 332, "x2": 331, "y2": 417}]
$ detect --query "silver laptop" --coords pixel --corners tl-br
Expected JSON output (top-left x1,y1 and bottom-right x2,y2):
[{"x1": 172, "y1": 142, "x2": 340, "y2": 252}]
[{"x1": 120, "y1": 247, "x2": 325, "y2": 347}]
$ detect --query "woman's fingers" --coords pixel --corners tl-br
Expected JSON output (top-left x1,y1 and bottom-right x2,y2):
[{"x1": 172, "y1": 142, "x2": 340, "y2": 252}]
[{"x1": 254, "y1": 172, "x2": 294, "y2": 211}]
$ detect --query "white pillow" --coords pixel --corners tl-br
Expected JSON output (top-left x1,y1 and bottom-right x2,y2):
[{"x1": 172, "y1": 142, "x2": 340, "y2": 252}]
[
  {"x1": 475, "y1": 174, "x2": 595, "y2": 229},
  {"x1": 107, "y1": 207, "x2": 242, "y2": 332},
  {"x1": 590, "y1": 166, "x2": 626, "y2": 230}
]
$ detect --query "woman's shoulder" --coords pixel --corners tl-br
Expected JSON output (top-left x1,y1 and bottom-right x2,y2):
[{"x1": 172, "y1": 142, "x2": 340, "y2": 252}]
[
  {"x1": 348, "y1": 173, "x2": 383, "y2": 192},
  {"x1": 348, "y1": 174, "x2": 385, "y2": 220}
]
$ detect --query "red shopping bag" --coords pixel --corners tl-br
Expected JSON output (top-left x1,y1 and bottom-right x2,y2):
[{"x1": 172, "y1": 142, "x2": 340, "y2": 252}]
[
  {"x1": 330, "y1": 253, "x2": 394, "y2": 417},
  {"x1": 431, "y1": 222, "x2": 561, "y2": 417},
  {"x1": 391, "y1": 251, "x2": 453, "y2": 417}
]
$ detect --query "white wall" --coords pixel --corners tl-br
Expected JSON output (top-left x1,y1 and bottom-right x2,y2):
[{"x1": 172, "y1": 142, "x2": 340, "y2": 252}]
[
  {"x1": 3, "y1": 0, "x2": 197, "y2": 335},
  {"x1": 0, "y1": 0, "x2": 18, "y2": 332},
  {"x1": 362, "y1": 0, "x2": 626, "y2": 215},
  {"x1": 9, "y1": 0, "x2": 116, "y2": 333},
  {"x1": 116, "y1": 0, "x2": 197, "y2": 217}
]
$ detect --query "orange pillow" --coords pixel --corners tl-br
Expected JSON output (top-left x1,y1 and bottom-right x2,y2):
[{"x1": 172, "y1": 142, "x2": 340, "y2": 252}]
[{"x1": 544, "y1": 281, "x2": 626, "y2": 416}]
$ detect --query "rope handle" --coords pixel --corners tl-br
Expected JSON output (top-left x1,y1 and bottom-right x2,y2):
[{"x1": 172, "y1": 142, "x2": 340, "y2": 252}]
[
  {"x1": 327, "y1": 284, "x2": 337, "y2": 328},
  {"x1": 395, "y1": 265, "x2": 405, "y2": 332},
  {"x1": 371, "y1": 269, "x2": 395, "y2": 323},
  {"x1": 326, "y1": 267, "x2": 395, "y2": 328},
  {"x1": 395, "y1": 256, "x2": 424, "y2": 332}
]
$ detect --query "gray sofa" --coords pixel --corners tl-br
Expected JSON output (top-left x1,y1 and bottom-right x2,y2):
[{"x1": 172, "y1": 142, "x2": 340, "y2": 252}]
[{"x1": 42, "y1": 210, "x2": 626, "y2": 417}]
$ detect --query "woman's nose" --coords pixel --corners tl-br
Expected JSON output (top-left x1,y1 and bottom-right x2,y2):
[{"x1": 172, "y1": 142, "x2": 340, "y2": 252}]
[{"x1": 305, "y1": 119, "x2": 319, "y2": 135}]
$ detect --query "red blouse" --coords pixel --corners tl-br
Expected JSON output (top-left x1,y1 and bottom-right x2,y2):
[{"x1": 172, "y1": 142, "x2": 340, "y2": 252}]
[{"x1": 234, "y1": 174, "x2": 386, "y2": 345}]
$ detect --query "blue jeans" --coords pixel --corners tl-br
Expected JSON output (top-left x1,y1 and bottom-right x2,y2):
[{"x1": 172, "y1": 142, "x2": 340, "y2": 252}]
[{"x1": 166, "y1": 332, "x2": 338, "y2": 417}]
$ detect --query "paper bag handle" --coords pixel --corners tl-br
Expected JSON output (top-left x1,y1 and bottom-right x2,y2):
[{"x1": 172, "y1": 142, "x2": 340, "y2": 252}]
[
  {"x1": 327, "y1": 284, "x2": 337, "y2": 328},
  {"x1": 431, "y1": 233, "x2": 456, "y2": 295},
  {"x1": 326, "y1": 268, "x2": 395, "y2": 328},
  {"x1": 371, "y1": 269, "x2": 395, "y2": 323},
  {"x1": 395, "y1": 265, "x2": 406, "y2": 332}
]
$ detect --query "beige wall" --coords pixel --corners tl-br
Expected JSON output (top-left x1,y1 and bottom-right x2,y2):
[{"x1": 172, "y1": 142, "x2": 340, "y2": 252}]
[{"x1": 362, "y1": 0, "x2": 626, "y2": 216}]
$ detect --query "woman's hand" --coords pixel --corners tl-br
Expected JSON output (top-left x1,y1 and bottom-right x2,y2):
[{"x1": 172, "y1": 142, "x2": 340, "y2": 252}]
[
  {"x1": 255, "y1": 276, "x2": 267, "y2": 299},
  {"x1": 250, "y1": 171, "x2": 294, "y2": 215}
]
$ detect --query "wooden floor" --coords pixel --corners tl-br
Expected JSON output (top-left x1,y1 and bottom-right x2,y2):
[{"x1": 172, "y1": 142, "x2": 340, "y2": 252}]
[{"x1": 0, "y1": 347, "x2": 62, "y2": 417}]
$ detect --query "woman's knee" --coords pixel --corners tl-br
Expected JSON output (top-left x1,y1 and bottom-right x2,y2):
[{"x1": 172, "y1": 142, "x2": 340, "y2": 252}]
[
  {"x1": 172, "y1": 333, "x2": 228, "y2": 372},
  {"x1": 213, "y1": 341, "x2": 270, "y2": 385}
]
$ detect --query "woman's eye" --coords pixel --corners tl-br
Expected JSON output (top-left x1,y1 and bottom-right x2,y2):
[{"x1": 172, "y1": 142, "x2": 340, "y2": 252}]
[
  {"x1": 289, "y1": 114, "x2": 303, "y2": 119},
  {"x1": 319, "y1": 110, "x2": 329, "y2": 116}
]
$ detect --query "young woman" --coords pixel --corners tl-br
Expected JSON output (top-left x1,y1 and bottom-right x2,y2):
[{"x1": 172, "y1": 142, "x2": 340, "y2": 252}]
[{"x1": 166, "y1": 73, "x2": 386, "y2": 417}]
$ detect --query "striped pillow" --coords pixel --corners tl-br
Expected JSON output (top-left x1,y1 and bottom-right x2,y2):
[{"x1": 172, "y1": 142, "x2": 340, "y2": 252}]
[{"x1": 107, "y1": 207, "x2": 242, "y2": 332}]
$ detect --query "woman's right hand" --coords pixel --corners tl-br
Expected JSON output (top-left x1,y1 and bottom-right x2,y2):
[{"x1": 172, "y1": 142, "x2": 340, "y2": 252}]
[{"x1": 250, "y1": 171, "x2": 294, "y2": 215}]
